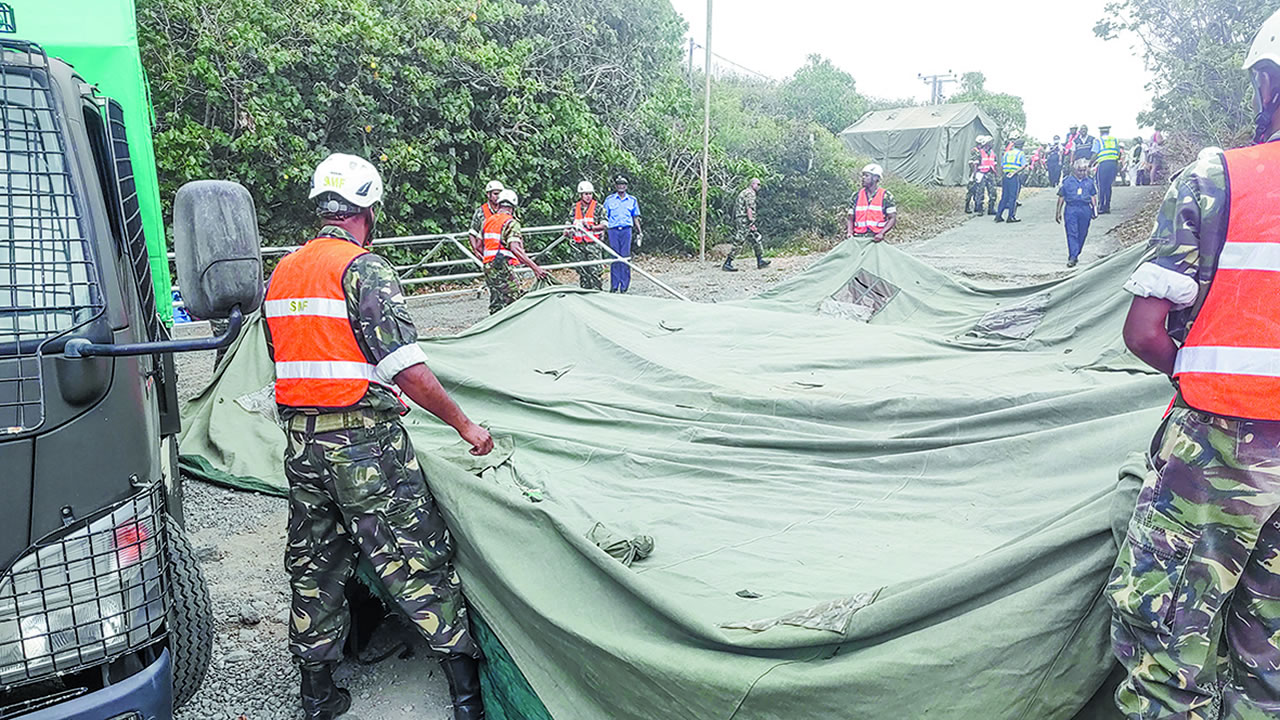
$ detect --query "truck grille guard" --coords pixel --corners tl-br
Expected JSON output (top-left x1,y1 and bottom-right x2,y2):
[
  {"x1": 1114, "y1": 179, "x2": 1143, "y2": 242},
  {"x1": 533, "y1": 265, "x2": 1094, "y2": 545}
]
[
  {"x1": 0, "y1": 483, "x2": 168, "y2": 688},
  {"x1": 0, "y1": 39, "x2": 103, "y2": 436}
]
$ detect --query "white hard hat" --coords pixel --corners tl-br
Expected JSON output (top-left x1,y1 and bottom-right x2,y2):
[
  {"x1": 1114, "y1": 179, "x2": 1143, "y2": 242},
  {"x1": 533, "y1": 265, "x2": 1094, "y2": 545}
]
[
  {"x1": 975, "y1": 135, "x2": 989, "y2": 144},
  {"x1": 862, "y1": 163, "x2": 884, "y2": 177},
  {"x1": 309, "y1": 153, "x2": 383, "y2": 211},
  {"x1": 484, "y1": 180, "x2": 505, "y2": 194},
  {"x1": 497, "y1": 188, "x2": 518, "y2": 207},
  {"x1": 577, "y1": 180, "x2": 595, "y2": 194},
  {"x1": 1244, "y1": 8, "x2": 1280, "y2": 71}
]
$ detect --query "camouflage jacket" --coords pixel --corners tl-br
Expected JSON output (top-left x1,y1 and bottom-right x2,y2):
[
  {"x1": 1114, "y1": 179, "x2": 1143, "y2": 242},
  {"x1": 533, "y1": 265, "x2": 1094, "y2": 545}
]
[
  {"x1": 266, "y1": 225, "x2": 426, "y2": 416},
  {"x1": 734, "y1": 187, "x2": 756, "y2": 224},
  {"x1": 1122, "y1": 133, "x2": 1280, "y2": 343}
]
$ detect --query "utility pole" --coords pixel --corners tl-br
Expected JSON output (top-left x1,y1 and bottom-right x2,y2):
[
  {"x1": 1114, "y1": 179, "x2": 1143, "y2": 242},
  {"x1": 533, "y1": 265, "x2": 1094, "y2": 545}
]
[
  {"x1": 688, "y1": 38, "x2": 695, "y2": 77},
  {"x1": 699, "y1": 0, "x2": 711, "y2": 263},
  {"x1": 917, "y1": 71, "x2": 959, "y2": 105}
]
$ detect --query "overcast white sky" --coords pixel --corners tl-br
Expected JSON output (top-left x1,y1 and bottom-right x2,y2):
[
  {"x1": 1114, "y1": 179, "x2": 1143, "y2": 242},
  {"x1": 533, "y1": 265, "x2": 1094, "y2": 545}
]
[{"x1": 667, "y1": 0, "x2": 1155, "y2": 142}]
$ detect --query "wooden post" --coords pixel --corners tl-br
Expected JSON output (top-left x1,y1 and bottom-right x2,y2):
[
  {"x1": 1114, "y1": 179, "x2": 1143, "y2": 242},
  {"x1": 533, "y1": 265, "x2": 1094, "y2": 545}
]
[{"x1": 699, "y1": 0, "x2": 712, "y2": 263}]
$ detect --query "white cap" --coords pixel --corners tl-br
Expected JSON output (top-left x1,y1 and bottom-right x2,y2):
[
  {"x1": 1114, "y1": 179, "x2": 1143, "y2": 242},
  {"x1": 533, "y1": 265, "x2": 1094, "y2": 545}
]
[
  {"x1": 309, "y1": 153, "x2": 383, "y2": 210},
  {"x1": 497, "y1": 188, "x2": 518, "y2": 207},
  {"x1": 484, "y1": 180, "x2": 505, "y2": 193},
  {"x1": 577, "y1": 180, "x2": 595, "y2": 194},
  {"x1": 862, "y1": 163, "x2": 884, "y2": 177},
  {"x1": 1245, "y1": 8, "x2": 1280, "y2": 70}
]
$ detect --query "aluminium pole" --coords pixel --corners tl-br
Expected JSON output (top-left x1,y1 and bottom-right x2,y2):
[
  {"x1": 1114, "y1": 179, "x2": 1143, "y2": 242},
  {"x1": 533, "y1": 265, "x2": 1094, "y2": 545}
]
[{"x1": 699, "y1": 0, "x2": 712, "y2": 263}]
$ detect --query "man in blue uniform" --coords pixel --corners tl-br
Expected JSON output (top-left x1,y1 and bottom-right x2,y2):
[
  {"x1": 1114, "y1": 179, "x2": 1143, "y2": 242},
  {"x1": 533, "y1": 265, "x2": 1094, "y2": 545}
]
[
  {"x1": 602, "y1": 175, "x2": 642, "y2": 293},
  {"x1": 1094, "y1": 125, "x2": 1121, "y2": 213},
  {"x1": 994, "y1": 138, "x2": 1028, "y2": 223},
  {"x1": 1055, "y1": 159, "x2": 1098, "y2": 268}
]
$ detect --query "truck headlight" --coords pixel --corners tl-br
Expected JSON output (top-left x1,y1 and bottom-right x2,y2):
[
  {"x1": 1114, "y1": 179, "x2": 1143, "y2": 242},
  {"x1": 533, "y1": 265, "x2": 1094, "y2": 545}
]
[{"x1": 0, "y1": 485, "x2": 167, "y2": 686}]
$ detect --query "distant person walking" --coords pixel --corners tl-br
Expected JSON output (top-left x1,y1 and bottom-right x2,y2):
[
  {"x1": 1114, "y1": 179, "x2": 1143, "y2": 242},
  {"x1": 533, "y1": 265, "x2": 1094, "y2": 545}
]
[
  {"x1": 1046, "y1": 135, "x2": 1064, "y2": 186},
  {"x1": 1055, "y1": 159, "x2": 1098, "y2": 268},
  {"x1": 1094, "y1": 125, "x2": 1121, "y2": 213},
  {"x1": 603, "y1": 175, "x2": 641, "y2": 293},
  {"x1": 847, "y1": 164, "x2": 897, "y2": 242},
  {"x1": 564, "y1": 180, "x2": 605, "y2": 290},
  {"x1": 724, "y1": 178, "x2": 769, "y2": 271},
  {"x1": 1073, "y1": 124, "x2": 1098, "y2": 163},
  {"x1": 1129, "y1": 137, "x2": 1145, "y2": 185},
  {"x1": 994, "y1": 138, "x2": 1028, "y2": 223}
]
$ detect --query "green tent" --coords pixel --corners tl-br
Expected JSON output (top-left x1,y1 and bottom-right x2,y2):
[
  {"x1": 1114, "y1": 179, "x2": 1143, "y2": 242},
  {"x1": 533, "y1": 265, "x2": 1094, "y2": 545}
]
[
  {"x1": 840, "y1": 102, "x2": 999, "y2": 186},
  {"x1": 180, "y1": 239, "x2": 1166, "y2": 719},
  {"x1": 10, "y1": 0, "x2": 173, "y2": 324}
]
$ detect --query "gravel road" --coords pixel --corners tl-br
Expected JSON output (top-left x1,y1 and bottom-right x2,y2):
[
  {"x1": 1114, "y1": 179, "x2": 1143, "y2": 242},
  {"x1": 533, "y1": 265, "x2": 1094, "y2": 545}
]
[{"x1": 173, "y1": 189, "x2": 1160, "y2": 719}]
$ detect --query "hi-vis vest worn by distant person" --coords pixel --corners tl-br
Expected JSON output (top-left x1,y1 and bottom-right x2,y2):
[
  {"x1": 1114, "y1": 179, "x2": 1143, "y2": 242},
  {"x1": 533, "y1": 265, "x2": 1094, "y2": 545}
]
[
  {"x1": 482, "y1": 210, "x2": 520, "y2": 265},
  {"x1": 978, "y1": 148, "x2": 997, "y2": 172},
  {"x1": 852, "y1": 187, "x2": 887, "y2": 234},
  {"x1": 572, "y1": 199, "x2": 597, "y2": 244},
  {"x1": 1173, "y1": 141, "x2": 1280, "y2": 421},
  {"x1": 1096, "y1": 136, "x2": 1120, "y2": 163},
  {"x1": 1002, "y1": 149, "x2": 1023, "y2": 175},
  {"x1": 264, "y1": 235, "x2": 400, "y2": 408}
]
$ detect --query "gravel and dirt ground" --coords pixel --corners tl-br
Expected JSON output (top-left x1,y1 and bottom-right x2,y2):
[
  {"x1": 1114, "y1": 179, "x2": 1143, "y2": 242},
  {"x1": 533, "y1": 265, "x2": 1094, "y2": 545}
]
[{"x1": 173, "y1": 184, "x2": 1162, "y2": 720}]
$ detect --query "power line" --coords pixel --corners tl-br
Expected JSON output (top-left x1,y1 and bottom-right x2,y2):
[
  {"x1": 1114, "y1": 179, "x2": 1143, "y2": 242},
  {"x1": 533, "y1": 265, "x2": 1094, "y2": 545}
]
[{"x1": 687, "y1": 39, "x2": 771, "y2": 80}]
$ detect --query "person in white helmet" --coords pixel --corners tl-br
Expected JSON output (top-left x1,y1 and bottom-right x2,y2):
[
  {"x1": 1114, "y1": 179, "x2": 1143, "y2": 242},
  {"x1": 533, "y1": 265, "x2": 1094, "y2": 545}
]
[
  {"x1": 966, "y1": 136, "x2": 999, "y2": 215},
  {"x1": 847, "y1": 164, "x2": 897, "y2": 242},
  {"x1": 481, "y1": 188, "x2": 547, "y2": 313},
  {"x1": 1107, "y1": 9, "x2": 1280, "y2": 718},
  {"x1": 468, "y1": 179, "x2": 505, "y2": 260},
  {"x1": 563, "y1": 180, "x2": 606, "y2": 289},
  {"x1": 262, "y1": 154, "x2": 492, "y2": 720}
]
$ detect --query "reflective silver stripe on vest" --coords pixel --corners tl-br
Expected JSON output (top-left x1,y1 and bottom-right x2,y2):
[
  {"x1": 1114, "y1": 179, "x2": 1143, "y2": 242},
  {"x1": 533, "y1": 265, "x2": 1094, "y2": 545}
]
[
  {"x1": 263, "y1": 297, "x2": 348, "y2": 319},
  {"x1": 1175, "y1": 346, "x2": 1280, "y2": 377},
  {"x1": 1218, "y1": 242, "x2": 1280, "y2": 272},
  {"x1": 274, "y1": 360, "x2": 380, "y2": 380}
]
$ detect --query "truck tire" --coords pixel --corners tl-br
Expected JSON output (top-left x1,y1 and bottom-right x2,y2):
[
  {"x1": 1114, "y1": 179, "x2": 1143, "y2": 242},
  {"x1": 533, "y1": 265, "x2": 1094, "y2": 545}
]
[{"x1": 167, "y1": 515, "x2": 212, "y2": 708}]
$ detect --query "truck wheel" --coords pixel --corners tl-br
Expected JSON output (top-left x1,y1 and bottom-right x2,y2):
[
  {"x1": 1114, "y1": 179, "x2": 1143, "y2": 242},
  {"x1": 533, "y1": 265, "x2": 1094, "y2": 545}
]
[{"x1": 167, "y1": 515, "x2": 213, "y2": 708}]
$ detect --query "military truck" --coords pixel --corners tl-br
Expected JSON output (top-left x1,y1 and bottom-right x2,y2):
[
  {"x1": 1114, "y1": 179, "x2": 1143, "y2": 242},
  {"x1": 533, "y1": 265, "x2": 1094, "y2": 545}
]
[{"x1": 0, "y1": 28, "x2": 264, "y2": 720}]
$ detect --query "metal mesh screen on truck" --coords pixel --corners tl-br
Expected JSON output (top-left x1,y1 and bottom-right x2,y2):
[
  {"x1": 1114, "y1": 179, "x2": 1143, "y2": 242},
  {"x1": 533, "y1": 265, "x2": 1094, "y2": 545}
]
[{"x1": 0, "y1": 41, "x2": 102, "y2": 436}]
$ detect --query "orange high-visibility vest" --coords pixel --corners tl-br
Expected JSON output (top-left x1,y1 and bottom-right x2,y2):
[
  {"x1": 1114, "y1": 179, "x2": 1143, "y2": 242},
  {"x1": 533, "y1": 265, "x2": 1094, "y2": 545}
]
[
  {"x1": 263, "y1": 236, "x2": 398, "y2": 408},
  {"x1": 482, "y1": 210, "x2": 520, "y2": 265},
  {"x1": 480, "y1": 202, "x2": 497, "y2": 222},
  {"x1": 1173, "y1": 141, "x2": 1280, "y2": 420},
  {"x1": 852, "y1": 187, "x2": 887, "y2": 234},
  {"x1": 978, "y1": 148, "x2": 997, "y2": 172},
  {"x1": 572, "y1": 199, "x2": 598, "y2": 244}
]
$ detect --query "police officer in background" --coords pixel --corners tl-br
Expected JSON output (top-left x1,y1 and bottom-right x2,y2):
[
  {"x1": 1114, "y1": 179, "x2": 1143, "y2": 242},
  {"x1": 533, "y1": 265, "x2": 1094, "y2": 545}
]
[
  {"x1": 1109, "y1": 10, "x2": 1280, "y2": 717},
  {"x1": 1046, "y1": 135, "x2": 1064, "y2": 186},
  {"x1": 1093, "y1": 125, "x2": 1121, "y2": 213},
  {"x1": 263, "y1": 154, "x2": 493, "y2": 720}
]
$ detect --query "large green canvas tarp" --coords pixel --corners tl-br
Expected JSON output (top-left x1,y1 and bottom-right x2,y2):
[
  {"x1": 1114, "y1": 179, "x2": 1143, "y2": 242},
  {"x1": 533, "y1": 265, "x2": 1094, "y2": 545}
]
[
  {"x1": 840, "y1": 102, "x2": 999, "y2": 185},
  {"x1": 180, "y1": 239, "x2": 1170, "y2": 719},
  {"x1": 11, "y1": 0, "x2": 173, "y2": 324}
]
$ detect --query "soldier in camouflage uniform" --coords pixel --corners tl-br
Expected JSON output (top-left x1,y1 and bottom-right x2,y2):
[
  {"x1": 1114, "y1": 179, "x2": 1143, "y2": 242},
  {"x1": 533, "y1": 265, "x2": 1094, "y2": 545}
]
[
  {"x1": 1108, "y1": 15, "x2": 1280, "y2": 718},
  {"x1": 723, "y1": 178, "x2": 769, "y2": 271},
  {"x1": 481, "y1": 189, "x2": 546, "y2": 314},
  {"x1": 467, "y1": 180, "x2": 504, "y2": 260},
  {"x1": 264, "y1": 154, "x2": 493, "y2": 720},
  {"x1": 564, "y1": 180, "x2": 605, "y2": 290},
  {"x1": 966, "y1": 136, "x2": 999, "y2": 215}
]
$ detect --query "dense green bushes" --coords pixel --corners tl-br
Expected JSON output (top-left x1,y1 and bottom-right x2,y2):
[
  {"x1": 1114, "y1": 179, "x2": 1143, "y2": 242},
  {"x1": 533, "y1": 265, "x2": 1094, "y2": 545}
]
[{"x1": 139, "y1": 1, "x2": 898, "y2": 254}]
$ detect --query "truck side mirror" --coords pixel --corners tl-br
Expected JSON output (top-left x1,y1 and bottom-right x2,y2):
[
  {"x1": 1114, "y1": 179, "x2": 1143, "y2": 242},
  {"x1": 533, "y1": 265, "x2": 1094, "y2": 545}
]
[{"x1": 173, "y1": 180, "x2": 263, "y2": 319}]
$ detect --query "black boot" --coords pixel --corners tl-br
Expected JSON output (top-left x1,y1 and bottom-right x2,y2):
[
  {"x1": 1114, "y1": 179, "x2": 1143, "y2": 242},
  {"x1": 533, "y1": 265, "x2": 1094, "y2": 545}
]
[
  {"x1": 755, "y1": 252, "x2": 771, "y2": 269},
  {"x1": 722, "y1": 257, "x2": 738, "y2": 272},
  {"x1": 300, "y1": 664, "x2": 352, "y2": 720},
  {"x1": 441, "y1": 654, "x2": 485, "y2": 720}
]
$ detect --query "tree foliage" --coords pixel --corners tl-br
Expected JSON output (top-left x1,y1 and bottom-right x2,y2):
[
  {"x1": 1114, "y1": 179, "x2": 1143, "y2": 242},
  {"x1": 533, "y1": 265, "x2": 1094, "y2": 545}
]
[
  {"x1": 1095, "y1": 0, "x2": 1273, "y2": 146},
  {"x1": 777, "y1": 55, "x2": 868, "y2": 135},
  {"x1": 138, "y1": 0, "x2": 881, "y2": 256},
  {"x1": 949, "y1": 72, "x2": 1026, "y2": 133}
]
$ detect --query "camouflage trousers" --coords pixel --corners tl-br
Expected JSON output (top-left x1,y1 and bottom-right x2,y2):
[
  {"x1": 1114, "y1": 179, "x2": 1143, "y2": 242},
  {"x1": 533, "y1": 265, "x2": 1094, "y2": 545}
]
[
  {"x1": 283, "y1": 415, "x2": 479, "y2": 667},
  {"x1": 572, "y1": 240, "x2": 602, "y2": 290},
  {"x1": 728, "y1": 222, "x2": 763, "y2": 260},
  {"x1": 1108, "y1": 407, "x2": 1280, "y2": 719},
  {"x1": 483, "y1": 259, "x2": 523, "y2": 314},
  {"x1": 966, "y1": 171, "x2": 998, "y2": 212}
]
